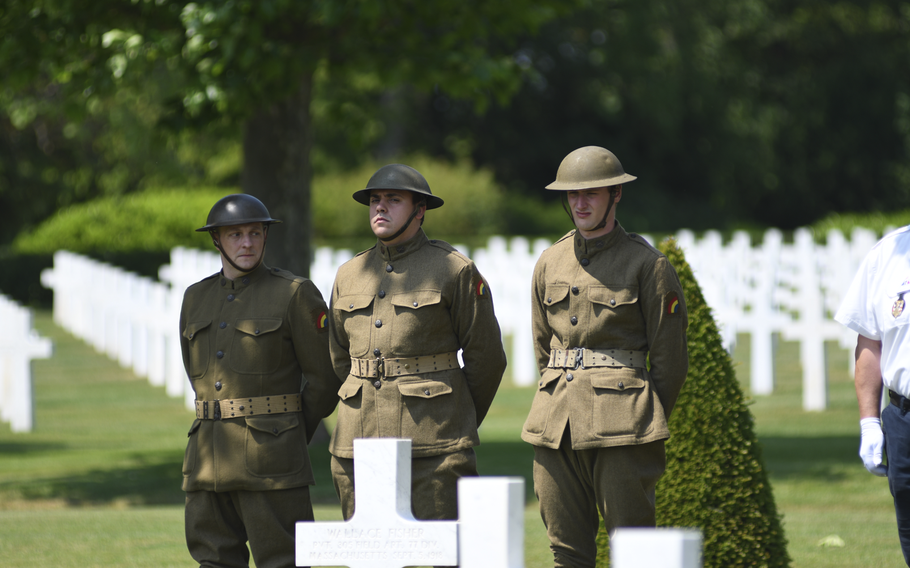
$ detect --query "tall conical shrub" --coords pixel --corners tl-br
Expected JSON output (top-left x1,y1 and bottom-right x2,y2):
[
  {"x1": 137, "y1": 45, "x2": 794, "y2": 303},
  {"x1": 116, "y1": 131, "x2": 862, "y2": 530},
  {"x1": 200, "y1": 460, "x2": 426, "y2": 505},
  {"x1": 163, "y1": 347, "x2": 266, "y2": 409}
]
[{"x1": 595, "y1": 237, "x2": 789, "y2": 567}]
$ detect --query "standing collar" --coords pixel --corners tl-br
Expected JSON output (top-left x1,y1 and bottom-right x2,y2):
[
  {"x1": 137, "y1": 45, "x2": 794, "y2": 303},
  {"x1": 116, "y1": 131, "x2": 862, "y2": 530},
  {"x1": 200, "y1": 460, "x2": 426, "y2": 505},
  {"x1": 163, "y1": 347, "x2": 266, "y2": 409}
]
[
  {"x1": 220, "y1": 262, "x2": 271, "y2": 290},
  {"x1": 574, "y1": 220, "x2": 627, "y2": 263},
  {"x1": 374, "y1": 229, "x2": 429, "y2": 261}
]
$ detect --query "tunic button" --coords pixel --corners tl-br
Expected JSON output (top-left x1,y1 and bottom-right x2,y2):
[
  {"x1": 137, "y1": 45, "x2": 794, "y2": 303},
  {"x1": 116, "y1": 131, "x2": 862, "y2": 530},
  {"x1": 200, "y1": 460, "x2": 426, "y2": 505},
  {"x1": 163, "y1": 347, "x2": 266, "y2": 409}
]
[
  {"x1": 188, "y1": 333, "x2": 194, "y2": 339},
  {"x1": 378, "y1": 290, "x2": 386, "y2": 299},
  {"x1": 572, "y1": 286, "x2": 579, "y2": 295},
  {"x1": 349, "y1": 303, "x2": 354, "y2": 309},
  {"x1": 215, "y1": 381, "x2": 222, "y2": 391},
  {"x1": 570, "y1": 316, "x2": 578, "y2": 325},
  {"x1": 580, "y1": 258, "x2": 590, "y2": 267},
  {"x1": 216, "y1": 351, "x2": 224, "y2": 359},
  {"x1": 373, "y1": 380, "x2": 382, "y2": 389},
  {"x1": 272, "y1": 428, "x2": 278, "y2": 434},
  {"x1": 219, "y1": 322, "x2": 227, "y2": 329},
  {"x1": 610, "y1": 299, "x2": 616, "y2": 305},
  {"x1": 618, "y1": 381, "x2": 625, "y2": 390},
  {"x1": 373, "y1": 348, "x2": 381, "y2": 356},
  {"x1": 566, "y1": 374, "x2": 574, "y2": 382},
  {"x1": 413, "y1": 301, "x2": 419, "y2": 307},
  {"x1": 254, "y1": 329, "x2": 260, "y2": 334},
  {"x1": 242, "y1": 277, "x2": 250, "y2": 284},
  {"x1": 547, "y1": 297, "x2": 552, "y2": 303},
  {"x1": 272, "y1": 267, "x2": 280, "y2": 272},
  {"x1": 424, "y1": 389, "x2": 431, "y2": 395},
  {"x1": 386, "y1": 264, "x2": 393, "y2": 273},
  {"x1": 227, "y1": 294, "x2": 235, "y2": 301},
  {"x1": 375, "y1": 320, "x2": 383, "y2": 328}
]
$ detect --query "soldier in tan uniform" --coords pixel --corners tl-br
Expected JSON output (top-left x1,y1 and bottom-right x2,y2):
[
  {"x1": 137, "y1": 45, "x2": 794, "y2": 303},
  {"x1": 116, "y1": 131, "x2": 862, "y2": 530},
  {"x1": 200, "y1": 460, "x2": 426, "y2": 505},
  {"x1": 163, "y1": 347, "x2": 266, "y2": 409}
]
[
  {"x1": 522, "y1": 147, "x2": 689, "y2": 567},
  {"x1": 328, "y1": 164, "x2": 507, "y2": 521},
  {"x1": 180, "y1": 194, "x2": 338, "y2": 568}
]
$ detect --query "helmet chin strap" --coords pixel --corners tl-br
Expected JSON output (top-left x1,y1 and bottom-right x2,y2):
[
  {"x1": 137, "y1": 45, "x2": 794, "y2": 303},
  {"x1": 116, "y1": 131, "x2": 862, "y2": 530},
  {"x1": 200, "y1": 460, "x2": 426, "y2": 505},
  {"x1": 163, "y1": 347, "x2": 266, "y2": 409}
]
[
  {"x1": 378, "y1": 205, "x2": 422, "y2": 244},
  {"x1": 211, "y1": 227, "x2": 269, "y2": 276}
]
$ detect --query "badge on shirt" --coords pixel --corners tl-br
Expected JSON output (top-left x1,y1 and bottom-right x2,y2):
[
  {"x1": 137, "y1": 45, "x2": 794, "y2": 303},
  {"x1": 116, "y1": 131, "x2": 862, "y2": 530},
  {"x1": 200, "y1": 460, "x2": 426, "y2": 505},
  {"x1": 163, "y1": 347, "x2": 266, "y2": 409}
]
[
  {"x1": 313, "y1": 310, "x2": 329, "y2": 332},
  {"x1": 666, "y1": 291, "x2": 681, "y2": 315},
  {"x1": 473, "y1": 274, "x2": 490, "y2": 299},
  {"x1": 894, "y1": 294, "x2": 905, "y2": 319}
]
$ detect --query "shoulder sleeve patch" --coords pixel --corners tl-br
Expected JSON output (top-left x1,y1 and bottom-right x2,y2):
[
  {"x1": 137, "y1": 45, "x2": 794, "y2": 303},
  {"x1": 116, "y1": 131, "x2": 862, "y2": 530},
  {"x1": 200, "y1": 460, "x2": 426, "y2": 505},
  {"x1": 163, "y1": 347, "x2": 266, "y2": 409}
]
[
  {"x1": 473, "y1": 273, "x2": 491, "y2": 299},
  {"x1": 665, "y1": 291, "x2": 682, "y2": 315},
  {"x1": 312, "y1": 309, "x2": 329, "y2": 332}
]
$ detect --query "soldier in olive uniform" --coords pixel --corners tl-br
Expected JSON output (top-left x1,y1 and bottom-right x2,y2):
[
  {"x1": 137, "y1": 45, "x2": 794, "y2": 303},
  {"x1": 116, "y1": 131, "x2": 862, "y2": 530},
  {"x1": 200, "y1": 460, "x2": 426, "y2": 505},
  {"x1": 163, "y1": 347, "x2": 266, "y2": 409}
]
[
  {"x1": 180, "y1": 194, "x2": 338, "y2": 568},
  {"x1": 522, "y1": 147, "x2": 689, "y2": 567},
  {"x1": 328, "y1": 164, "x2": 507, "y2": 521}
]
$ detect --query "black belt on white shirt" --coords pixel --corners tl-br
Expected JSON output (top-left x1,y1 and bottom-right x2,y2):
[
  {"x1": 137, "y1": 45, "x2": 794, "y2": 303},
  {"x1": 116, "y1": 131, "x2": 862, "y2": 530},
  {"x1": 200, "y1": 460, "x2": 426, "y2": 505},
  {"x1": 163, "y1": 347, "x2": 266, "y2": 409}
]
[{"x1": 889, "y1": 389, "x2": 910, "y2": 412}]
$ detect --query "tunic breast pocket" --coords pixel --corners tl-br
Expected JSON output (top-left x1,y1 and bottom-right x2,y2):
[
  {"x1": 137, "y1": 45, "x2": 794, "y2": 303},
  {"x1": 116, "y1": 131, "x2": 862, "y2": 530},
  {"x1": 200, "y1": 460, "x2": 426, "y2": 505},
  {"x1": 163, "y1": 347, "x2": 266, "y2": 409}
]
[
  {"x1": 183, "y1": 321, "x2": 213, "y2": 379},
  {"x1": 389, "y1": 290, "x2": 445, "y2": 350},
  {"x1": 588, "y1": 285, "x2": 639, "y2": 322},
  {"x1": 335, "y1": 294, "x2": 375, "y2": 348},
  {"x1": 542, "y1": 283, "x2": 570, "y2": 316},
  {"x1": 230, "y1": 318, "x2": 283, "y2": 374}
]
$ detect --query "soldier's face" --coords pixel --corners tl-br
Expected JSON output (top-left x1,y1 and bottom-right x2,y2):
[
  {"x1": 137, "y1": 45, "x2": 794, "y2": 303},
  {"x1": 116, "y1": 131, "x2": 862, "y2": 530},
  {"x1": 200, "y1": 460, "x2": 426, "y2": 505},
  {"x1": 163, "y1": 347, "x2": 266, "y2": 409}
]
[
  {"x1": 567, "y1": 186, "x2": 622, "y2": 237},
  {"x1": 369, "y1": 190, "x2": 425, "y2": 244},
  {"x1": 217, "y1": 223, "x2": 266, "y2": 274}
]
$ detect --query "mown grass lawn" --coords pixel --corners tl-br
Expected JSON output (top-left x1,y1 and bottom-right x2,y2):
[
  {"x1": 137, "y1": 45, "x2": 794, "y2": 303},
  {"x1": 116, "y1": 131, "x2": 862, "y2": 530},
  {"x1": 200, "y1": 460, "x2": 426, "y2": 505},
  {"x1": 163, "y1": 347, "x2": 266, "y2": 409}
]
[{"x1": 0, "y1": 312, "x2": 903, "y2": 566}]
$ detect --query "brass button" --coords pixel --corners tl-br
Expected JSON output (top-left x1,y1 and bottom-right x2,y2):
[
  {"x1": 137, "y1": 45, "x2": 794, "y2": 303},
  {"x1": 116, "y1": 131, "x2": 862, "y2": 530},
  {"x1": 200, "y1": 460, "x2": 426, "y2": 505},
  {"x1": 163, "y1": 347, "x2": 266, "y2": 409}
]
[
  {"x1": 219, "y1": 322, "x2": 227, "y2": 329},
  {"x1": 378, "y1": 290, "x2": 386, "y2": 299},
  {"x1": 216, "y1": 351, "x2": 224, "y2": 359},
  {"x1": 373, "y1": 348, "x2": 381, "y2": 356},
  {"x1": 386, "y1": 264, "x2": 393, "y2": 273},
  {"x1": 215, "y1": 381, "x2": 222, "y2": 391},
  {"x1": 566, "y1": 374, "x2": 574, "y2": 382},
  {"x1": 413, "y1": 301, "x2": 418, "y2": 307},
  {"x1": 227, "y1": 294, "x2": 235, "y2": 301},
  {"x1": 570, "y1": 316, "x2": 578, "y2": 325},
  {"x1": 373, "y1": 380, "x2": 381, "y2": 389},
  {"x1": 375, "y1": 320, "x2": 382, "y2": 328},
  {"x1": 572, "y1": 286, "x2": 579, "y2": 295},
  {"x1": 580, "y1": 258, "x2": 590, "y2": 267},
  {"x1": 610, "y1": 299, "x2": 616, "y2": 306}
]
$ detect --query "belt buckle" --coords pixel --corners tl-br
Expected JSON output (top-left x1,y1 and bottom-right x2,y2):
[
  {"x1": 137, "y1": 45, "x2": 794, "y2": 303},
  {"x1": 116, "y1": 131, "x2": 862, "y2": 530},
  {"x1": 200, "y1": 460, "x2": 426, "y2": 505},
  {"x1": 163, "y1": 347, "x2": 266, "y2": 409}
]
[
  {"x1": 213, "y1": 400, "x2": 221, "y2": 420},
  {"x1": 571, "y1": 348, "x2": 584, "y2": 370},
  {"x1": 375, "y1": 357, "x2": 385, "y2": 380}
]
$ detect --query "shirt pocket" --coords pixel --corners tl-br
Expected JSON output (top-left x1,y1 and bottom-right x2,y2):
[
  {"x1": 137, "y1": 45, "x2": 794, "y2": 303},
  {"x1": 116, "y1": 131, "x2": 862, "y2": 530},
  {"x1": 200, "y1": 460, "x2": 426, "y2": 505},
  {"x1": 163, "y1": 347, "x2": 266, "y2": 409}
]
[
  {"x1": 183, "y1": 320, "x2": 213, "y2": 379},
  {"x1": 230, "y1": 318, "x2": 283, "y2": 374},
  {"x1": 389, "y1": 290, "x2": 446, "y2": 351},
  {"x1": 589, "y1": 368, "x2": 653, "y2": 438},
  {"x1": 244, "y1": 414, "x2": 306, "y2": 477}
]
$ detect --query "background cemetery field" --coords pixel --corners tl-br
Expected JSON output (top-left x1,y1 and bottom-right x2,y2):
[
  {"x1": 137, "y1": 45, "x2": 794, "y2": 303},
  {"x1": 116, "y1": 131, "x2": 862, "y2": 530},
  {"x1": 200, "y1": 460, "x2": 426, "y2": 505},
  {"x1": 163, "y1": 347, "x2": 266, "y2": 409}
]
[{"x1": 0, "y1": 312, "x2": 903, "y2": 567}]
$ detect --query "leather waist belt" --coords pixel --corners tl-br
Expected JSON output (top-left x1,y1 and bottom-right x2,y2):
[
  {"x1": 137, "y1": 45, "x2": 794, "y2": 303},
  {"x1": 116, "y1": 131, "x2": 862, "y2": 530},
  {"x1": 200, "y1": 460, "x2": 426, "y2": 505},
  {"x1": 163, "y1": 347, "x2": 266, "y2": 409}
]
[
  {"x1": 548, "y1": 348, "x2": 647, "y2": 370},
  {"x1": 350, "y1": 352, "x2": 459, "y2": 379},
  {"x1": 890, "y1": 389, "x2": 910, "y2": 412},
  {"x1": 195, "y1": 394, "x2": 301, "y2": 420}
]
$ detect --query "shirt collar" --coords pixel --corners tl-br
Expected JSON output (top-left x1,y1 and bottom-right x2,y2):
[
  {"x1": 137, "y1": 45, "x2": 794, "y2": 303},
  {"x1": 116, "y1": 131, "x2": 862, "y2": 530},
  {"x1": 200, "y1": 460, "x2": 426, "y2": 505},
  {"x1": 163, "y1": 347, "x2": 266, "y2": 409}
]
[{"x1": 375, "y1": 229, "x2": 429, "y2": 261}]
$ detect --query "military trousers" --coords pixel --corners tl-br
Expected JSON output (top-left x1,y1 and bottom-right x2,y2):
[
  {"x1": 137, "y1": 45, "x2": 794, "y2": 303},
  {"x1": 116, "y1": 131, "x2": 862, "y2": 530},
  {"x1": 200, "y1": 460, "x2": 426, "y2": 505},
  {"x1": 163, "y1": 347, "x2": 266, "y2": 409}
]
[
  {"x1": 330, "y1": 448, "x2": 477, "y2": 521},
  {"x1": 185, "y1": 486, "x2": 314, "y2": 568},
  {"x1": 533, "y1": 433, "x2": 666, "y2": 568}
]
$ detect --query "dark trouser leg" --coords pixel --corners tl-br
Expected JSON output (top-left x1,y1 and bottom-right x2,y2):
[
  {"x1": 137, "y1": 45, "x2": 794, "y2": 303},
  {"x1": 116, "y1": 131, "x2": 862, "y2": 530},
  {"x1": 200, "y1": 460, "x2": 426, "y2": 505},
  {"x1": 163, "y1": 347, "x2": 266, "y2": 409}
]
[
  {"x1": 882, "y1": 404, "x2": 910, "y2": 566},
  {"x1": 330, "y1": 449, "x2": 477, "y2": 521},
  {"x1": 186, "y1": 490, "x2": 250, "y2": 568},
  {"x1": 239, "y1": 486, "x2": 314, "y2": 568},
  {"x1": 533, "y1": 439, "x2": 666, "y2": 568}
]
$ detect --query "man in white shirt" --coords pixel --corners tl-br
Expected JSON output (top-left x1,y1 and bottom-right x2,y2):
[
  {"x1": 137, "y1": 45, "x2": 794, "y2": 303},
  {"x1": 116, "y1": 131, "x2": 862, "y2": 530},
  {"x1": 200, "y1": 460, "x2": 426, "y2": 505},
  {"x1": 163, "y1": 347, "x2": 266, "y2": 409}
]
[{"x1": 836, "y1": 225, "x2": 910, "y2": 566}]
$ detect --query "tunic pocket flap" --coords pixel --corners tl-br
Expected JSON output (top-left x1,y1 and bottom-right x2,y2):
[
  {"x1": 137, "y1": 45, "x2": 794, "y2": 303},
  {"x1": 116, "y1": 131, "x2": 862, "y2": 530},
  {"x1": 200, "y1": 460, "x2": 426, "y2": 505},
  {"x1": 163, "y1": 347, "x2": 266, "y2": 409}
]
[
  {"x1": 391, "y1": 290, "x2": 442, "y2": 310},
  {"x1": 590, "y1": 373, "x2": 645, "y2": 391},
  {"x1": 588, "y1": 285, "x2": 639, "y2": 308},
  {"x1": 538, "y1": 368, "x2": 562, "y2": 390},
  {"x1": 336, "y1": 294, "x2": 374, "y2": 312},
  {"x1": 398, "y1": 379, "x2": 453, "y2": 398},
  {"x1": 544, "y1": 284, "x2": 570, "y2": 306},
  {"x1": 246, "y1": 414, "x2": 300, "y2": 437},
  {"x1": 184, "y1": 320, "x2": 212, "y2": 340},
  {"x1": 186, "y1": 419, "x2": 201, "y2": 437},
  {"x1": 338, "y1": 379, "x2": 363, "y2": 400},
  {"x1": 235, "y1": 318, "x2": 282, "y2": 337}
]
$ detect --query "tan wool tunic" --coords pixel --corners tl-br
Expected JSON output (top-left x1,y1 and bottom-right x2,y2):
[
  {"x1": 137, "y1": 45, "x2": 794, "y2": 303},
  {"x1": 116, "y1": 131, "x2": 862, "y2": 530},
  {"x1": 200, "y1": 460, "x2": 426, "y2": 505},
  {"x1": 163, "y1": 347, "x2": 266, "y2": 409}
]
[
  {"x1": 521, "y1": 222, "x2": 689, "y2": 450},
  {"x1": 180, "y1": 263, "x2": 339, "y2": 492},
  {"x1": 329, "y1": 229, "x2": 507, "y2": 459}
]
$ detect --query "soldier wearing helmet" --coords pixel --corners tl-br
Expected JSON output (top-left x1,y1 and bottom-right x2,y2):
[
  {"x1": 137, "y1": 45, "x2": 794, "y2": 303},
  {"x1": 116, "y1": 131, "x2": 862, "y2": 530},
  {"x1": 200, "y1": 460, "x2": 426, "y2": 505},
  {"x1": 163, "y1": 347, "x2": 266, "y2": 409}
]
[
  {"x1": 180, "y1": 194, "x2": 338, "y2": 568},
  {"x1": 328, "y1": 164, "x2": 507, "y2": 522},
  {"x1": 522, "y1": 147, "x2": 689, "y2": 567}
]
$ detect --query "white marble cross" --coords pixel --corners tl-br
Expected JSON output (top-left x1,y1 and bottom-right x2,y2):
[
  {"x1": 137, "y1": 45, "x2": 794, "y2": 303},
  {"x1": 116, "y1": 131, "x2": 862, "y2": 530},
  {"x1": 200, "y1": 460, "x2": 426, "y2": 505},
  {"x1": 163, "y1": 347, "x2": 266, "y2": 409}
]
[
  {"x1": 0, "y1": 296, "x2": 52, "y2": 433},
  {"x1": 296, "y1": 438, "x2": 525, "y2": 568},
  {"x1": 611, "y1": 528, "x2": 702, "y2": 568}
]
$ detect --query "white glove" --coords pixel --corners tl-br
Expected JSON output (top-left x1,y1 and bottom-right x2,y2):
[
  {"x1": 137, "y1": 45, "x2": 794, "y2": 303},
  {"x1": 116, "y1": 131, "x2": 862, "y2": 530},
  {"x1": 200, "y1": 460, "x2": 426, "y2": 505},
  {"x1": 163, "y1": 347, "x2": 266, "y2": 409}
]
[{"x1": 860, "y1": 417, "x2": 888, "y2": 476}]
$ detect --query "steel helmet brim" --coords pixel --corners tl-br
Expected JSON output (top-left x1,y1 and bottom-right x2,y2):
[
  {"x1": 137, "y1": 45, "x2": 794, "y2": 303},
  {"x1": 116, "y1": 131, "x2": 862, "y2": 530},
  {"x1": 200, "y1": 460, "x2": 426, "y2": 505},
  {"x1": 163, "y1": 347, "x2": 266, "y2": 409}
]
[
  {"x1": 352, "y1": 164, "x2": 444, "y2": 209},
  {"x1": 195, "y1": 194, "x2": 282, "y2": 232},
  {"x1": 545, "y1": 146, "x2": 637, "y2": 191}
]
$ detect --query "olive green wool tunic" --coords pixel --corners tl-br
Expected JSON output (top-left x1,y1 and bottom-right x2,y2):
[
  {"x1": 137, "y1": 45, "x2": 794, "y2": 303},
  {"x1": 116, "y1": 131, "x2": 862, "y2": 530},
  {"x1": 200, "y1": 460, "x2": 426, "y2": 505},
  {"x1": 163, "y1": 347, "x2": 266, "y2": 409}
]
[
  {"x1": 522, "y1": 222, "x2": 689, "y2": 450},
  {"x1": 328, "y1": 229, "x2": 507, "y2": 459},
  {"x1": 180, "y1": 263, "x2": 339, "y2": 492}
]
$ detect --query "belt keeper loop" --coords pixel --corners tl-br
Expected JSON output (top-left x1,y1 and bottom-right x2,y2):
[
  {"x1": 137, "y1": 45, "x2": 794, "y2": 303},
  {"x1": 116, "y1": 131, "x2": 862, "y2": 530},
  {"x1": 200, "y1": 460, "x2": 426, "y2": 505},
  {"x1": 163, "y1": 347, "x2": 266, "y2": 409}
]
[
  {"x1": 203, "y1": 400, "x2": 209, "y2": 420},
  {"x1": 213, "y1": 399, "x2": 221, "y2": 420}
]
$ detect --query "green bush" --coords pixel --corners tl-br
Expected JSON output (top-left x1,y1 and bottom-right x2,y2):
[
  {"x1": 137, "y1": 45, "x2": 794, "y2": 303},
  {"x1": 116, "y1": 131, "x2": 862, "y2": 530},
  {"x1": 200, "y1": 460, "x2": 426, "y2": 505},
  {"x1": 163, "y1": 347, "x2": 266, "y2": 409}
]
[
  {"x1": 811, "y1": 210, "x2": 910, "y2": 241},
  {"x1": 595, "y1": 238, "x2": 789, "y2": 567},
  {"x1": 12, "y1": 187, "x2": 236, "y2": 254}
]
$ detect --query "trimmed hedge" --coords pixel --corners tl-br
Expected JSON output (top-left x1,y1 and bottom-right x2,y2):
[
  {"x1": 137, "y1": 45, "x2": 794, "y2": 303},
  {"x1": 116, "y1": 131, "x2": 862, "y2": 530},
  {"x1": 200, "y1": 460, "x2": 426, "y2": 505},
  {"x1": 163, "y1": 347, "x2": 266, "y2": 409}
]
[{"x1": 594, "y1": 237, "x2": 789, "y2": 567}]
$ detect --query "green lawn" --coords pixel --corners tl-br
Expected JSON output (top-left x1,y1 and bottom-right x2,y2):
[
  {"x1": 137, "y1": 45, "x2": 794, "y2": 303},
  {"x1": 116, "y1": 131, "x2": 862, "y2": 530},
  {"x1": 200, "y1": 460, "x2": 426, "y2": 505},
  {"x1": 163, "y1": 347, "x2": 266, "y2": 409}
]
[{"x1": 0, "y1": 313, "x2": 902, "y2": 566}]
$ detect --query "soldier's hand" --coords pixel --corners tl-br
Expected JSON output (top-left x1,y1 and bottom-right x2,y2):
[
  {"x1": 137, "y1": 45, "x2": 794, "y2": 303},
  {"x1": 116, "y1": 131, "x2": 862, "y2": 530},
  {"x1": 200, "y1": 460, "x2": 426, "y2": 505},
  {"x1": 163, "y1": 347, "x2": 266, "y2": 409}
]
[{"x1": 860, "y1": 417, "x2": 888, "y2": 477}]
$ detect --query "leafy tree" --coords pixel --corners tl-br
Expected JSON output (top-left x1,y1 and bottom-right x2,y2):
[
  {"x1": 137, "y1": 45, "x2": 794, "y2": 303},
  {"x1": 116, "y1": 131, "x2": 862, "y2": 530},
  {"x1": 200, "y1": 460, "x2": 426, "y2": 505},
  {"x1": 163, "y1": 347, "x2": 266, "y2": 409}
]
[{"x1": 1, "y1": 0, "x2": 573, "y2": 274}]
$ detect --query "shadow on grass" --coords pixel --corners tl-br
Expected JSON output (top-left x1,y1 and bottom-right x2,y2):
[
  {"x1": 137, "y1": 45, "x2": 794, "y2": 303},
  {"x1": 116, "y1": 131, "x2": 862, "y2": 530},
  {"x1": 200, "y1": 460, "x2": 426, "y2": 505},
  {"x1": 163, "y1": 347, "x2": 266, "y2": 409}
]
[
  {"x1": 0, "y1": 440, "x2": 67, "y2": 454},
  {"x1": 758, "y1": 435, "x2": 858, "y2": 480}
]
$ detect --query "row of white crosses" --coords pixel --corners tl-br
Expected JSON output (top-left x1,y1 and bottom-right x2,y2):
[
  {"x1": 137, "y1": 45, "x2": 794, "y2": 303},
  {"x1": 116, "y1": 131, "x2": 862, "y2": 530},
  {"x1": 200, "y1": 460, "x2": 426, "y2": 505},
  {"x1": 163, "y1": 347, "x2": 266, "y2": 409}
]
[
  {"x1": 39, "y1": 226, "x2": 883, "y2": 411},
  {"x1": 296, "y1": 438, "x2": 702, "y2": 568},
  {"x1": 0, "y1": 294, "x2": 52, "y2": 432}
]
